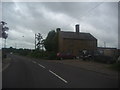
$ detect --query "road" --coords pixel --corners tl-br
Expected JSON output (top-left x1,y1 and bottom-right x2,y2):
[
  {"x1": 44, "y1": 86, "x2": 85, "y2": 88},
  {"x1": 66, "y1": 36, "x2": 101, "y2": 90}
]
[{"x1": 2, "y1": 54, "x2": 118, "y2": 88}]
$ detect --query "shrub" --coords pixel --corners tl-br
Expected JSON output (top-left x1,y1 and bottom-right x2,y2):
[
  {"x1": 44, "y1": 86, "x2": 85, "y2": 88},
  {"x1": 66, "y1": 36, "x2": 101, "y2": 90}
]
[{"x1": 47, "y1": 51, "x2": 57, "y2": 60}]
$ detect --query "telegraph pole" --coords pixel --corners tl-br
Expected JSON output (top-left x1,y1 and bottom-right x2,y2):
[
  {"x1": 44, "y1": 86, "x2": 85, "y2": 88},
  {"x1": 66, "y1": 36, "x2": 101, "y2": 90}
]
[
  {"x1": 35, "y1": 33, "x2": 36, "y2": 49},
  {"x1": 104, "y1": 41, "x2": 106, "y2": 48},
  {"x1": 4, "y1": 39, "x2": 6, "y2": 48},
  {"x1": 15, "y1": 43, "x2": 17, "y2": 49}
]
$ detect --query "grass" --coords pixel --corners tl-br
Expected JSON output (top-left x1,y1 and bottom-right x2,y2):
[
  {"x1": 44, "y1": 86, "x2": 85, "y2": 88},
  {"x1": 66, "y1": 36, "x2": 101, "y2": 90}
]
[{"x1": 107, "y1": 63, "x2": 120, "y2": 71}]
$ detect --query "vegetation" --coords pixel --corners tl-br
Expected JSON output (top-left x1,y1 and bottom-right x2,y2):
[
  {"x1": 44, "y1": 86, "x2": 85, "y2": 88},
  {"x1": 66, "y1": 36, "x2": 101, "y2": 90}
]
[
  {"x1": 43, "y1": 30, "x2": 59, "y2": 59},
  {"x1": 44, "y1": 30, "x2": 58, "y2": 52},
  {"x1": 2, "y1": 29, "x2": 59, "y2": 60},
  {"x1": 1, "y1": 21, "x2": 9, "y2": 59},
  {"x1": 2, "y1": 47, "x2": 57, "y2": 60},
  {"x1": 0, "y1": 21, "x2": 9, "y2": 39},
  {"x1": 2, "y1": 49, "x2": 7, "y2": 59},
  {"x1": 107, "y1": 63, "x2": 120, "y2": 71}
]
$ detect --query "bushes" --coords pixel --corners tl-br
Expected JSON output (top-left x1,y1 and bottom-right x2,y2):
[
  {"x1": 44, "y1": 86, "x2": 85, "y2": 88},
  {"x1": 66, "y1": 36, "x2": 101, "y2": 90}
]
[
  {"x1": 28, "y1": 50, "x2": 43, "y2": 58},
  {"x1": 108, "y1": 63, "x2": 120, "y2": 71},
  {"x1": 2, "y1": 48, "x2": 7, "y2": 59},
  {"x1": 28, "y1": 50, "x2": 57, "y2": 60},
  {"x1": 2, "y1": 48, "x2": 57, "y2": 60},
  {"x1": 93, "y1": 55, "x2": 116, "y2": 64},
  {"x1": 2, "y1": 53, "x2": 7, "y2": 59},
  {"x1": 27, "y1": 50, "x2": 56, "y2": 60},
  {"x1": 47, "y1": 51, "x2": 57, "y2": 60}
]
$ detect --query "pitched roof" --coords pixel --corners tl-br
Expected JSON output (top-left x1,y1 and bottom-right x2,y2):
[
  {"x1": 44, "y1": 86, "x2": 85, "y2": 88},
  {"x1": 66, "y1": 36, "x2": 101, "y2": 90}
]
[
  {"x1": 98, "y1": 47, "x2": 117, "y2": 50},
  {"x1": 59, "y1": 31, "x2": 97, "y2": 40}
]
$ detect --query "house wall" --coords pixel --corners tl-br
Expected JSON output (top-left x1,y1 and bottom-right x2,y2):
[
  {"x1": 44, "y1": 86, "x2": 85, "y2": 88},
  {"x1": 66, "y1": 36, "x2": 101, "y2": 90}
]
[
  {"x1": 58, "y1": 37, "x2": 97, "y2": 56},
  {"x1": 98, "y1": 48, "x2": 118, "y2": 57}
]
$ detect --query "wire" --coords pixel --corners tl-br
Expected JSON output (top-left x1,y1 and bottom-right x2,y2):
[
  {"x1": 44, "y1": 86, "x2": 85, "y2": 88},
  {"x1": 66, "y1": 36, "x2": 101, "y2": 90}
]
[
  {"x1": 60, "y1": 2, "x2": 104, "y2": 30},
  {"x1": 80, "y1": 2, "x2": 104, "y2": 19}
]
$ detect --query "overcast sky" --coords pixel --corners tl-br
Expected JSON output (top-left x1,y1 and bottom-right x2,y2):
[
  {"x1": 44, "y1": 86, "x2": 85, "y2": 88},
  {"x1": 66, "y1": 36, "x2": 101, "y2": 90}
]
[{"x1": 0, "y1": 1, "x2": 118, "y2": 49}]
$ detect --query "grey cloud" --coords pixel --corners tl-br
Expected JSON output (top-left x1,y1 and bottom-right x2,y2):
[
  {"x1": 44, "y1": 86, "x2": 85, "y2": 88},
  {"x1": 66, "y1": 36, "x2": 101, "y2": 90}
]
[
  {"x1": 40, "y1": 2, "x2": 101, "y2": 19},
  {"x1": 1, "y1": 2, "x2": 118, "y2": 49}
]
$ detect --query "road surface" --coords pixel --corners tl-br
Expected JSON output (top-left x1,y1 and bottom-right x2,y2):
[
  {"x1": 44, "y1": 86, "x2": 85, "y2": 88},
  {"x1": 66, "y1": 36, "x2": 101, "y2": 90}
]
[{"x1": 2, "y1": 54, "x2": 119, "y2": 88}]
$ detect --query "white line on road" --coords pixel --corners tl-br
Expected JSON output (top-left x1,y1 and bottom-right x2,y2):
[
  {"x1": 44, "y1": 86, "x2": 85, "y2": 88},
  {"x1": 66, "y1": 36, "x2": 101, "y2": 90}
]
[
  {"x1": 0, "y1": 63, "x2": 10, "y2": 72},
  {"x1": 38, "y1": 64, "x2": 46, "y2": 69},
  {"x1": 32, "y1": 61, "x2": 37, "y2": 64},
  {"x1": 49, "y1": 70, "x2": 68, "y2": 84}
]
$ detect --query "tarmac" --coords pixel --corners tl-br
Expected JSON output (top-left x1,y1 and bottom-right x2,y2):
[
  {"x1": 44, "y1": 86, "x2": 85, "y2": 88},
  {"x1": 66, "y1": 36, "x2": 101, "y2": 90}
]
[
  {"x1": 2, "y1": 55, "x2": 119, "y2": 79},
  {"x1": 46, "y1": 59, "x2": 119, "y2": 79},
  {"x1": 2, "y1": 57, "x2": 11, "y2": 72}
]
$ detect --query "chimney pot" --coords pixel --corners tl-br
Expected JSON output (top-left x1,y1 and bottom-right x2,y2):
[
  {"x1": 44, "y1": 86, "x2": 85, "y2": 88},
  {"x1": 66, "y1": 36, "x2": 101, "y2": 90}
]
[
  {"x1": 75, "y1": 24, "x2": 80, "y2": 33},
  {"x1": 56, "y1": 28, "x2": 61, "y2": 32}
]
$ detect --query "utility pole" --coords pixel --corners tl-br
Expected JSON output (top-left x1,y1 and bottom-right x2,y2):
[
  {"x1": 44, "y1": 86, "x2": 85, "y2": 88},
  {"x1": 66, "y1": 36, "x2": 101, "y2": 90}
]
[
  {"x1": 15, "y1": 43, "x2": 17, "y2": 49},
  {"x1": 35, "y1": 33, "x2": 36, "y2": 49},
  {"x1": 104, "y1": 41, "x2": 106, "y2": 48},
  {"x1": 4, "y1": 38, "x2": 6, "y2": 48}
]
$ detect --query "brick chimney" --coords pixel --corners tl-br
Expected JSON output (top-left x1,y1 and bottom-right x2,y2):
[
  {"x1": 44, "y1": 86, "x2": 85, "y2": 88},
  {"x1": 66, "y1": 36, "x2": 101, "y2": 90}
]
[
  {"x1": 75, "y1": 24, "x2": 80, "y2": 34},
  {"x1": 56, "y1": 28, "x2": 61, "y2": 32}
]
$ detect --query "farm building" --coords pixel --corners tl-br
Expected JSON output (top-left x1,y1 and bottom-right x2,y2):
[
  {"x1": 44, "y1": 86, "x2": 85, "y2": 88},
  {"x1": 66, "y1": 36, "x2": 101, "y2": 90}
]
[{"x1": 56, "y1": 24, "x2": 97, "y2": 57}]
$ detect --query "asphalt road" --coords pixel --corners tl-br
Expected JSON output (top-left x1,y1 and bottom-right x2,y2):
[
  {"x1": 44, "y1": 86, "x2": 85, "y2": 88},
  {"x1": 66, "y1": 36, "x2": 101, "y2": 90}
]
[{"x1": 2, "y1": 54, "x2": 119, "y2": 88}]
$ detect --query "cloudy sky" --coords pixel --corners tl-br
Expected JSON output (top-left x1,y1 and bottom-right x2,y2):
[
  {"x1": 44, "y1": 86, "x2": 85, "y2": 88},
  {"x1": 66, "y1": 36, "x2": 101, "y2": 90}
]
[{"x1": 0, "y1": 1, "x2": 118, "y2": 49}]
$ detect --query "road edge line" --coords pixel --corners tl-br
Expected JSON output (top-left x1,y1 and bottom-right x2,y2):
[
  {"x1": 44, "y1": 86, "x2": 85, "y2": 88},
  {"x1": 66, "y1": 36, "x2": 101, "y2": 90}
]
[{"x1": 1, "y1": 63, "x2": 10, "y2": 72}]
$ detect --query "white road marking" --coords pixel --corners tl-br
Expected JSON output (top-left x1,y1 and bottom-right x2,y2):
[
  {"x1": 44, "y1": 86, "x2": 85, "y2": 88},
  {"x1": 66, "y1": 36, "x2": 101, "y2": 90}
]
[
  {"x1": 32, "y1": 61, "x2": 37, "y2": 64},
  {"x1": 38, "y1": 64, "x2": 46, "y2": 69},
  {"x1": 32, "y1": 61, "x2": 45, "y2": 69},
  {"x1": 49, "y1": 70, "x2": 68, "y2": 84},
  {"x1": 32, "y1": 60, "x2": 67, "y2": 83},
  {"x1": 0, "y1": 63, "x2": 10, "y2": 72}
]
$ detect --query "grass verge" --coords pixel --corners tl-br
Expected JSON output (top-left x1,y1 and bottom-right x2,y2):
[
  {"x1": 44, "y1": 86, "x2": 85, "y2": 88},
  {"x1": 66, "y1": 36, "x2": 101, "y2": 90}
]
[{"x1": 107, "y1": 63, "x2": 120, "y2": 71}]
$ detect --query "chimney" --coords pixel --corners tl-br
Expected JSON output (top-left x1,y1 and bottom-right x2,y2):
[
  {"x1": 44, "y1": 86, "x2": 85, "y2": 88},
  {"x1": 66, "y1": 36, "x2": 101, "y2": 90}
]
[
  {"x1": 75, "y1": 24, "x2": 80, "y2": 34},
  {"x1": 56, "y1": 28, "x2": 61, "y2": 32}
]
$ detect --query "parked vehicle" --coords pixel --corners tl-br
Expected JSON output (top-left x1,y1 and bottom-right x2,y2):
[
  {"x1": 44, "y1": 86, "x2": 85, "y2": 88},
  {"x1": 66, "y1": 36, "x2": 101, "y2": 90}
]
[
  {"x1": 79, "y1": 50, "x2": 93, "y2": 61},
  {"x1": 79, "y1": 54, "x2": 92, "y2": 60},
  {"x1": 57, "y1": 52, "x2": 75, "y2": 60},
  {"x1": 79, "y1": 50, "x2": 116, "y2": 64}
]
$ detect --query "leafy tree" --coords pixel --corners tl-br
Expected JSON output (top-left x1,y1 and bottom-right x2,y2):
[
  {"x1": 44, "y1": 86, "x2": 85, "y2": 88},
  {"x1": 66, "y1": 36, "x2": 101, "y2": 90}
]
[
  {"x1": 0, "y1": 21, "x2": 9, "y2": 48},
  {"x1": 0, "y1": 21, "x2": 9, "y2": 39},
  {"x1": 43, "y1": 30, "x2": 59, "y2": 60},
  {"x1": 44, "y1": 30, "x2": 58, "y2": 52},
  {"x1": 52, "y1": 31, "x2": 59, "y2": 52}
]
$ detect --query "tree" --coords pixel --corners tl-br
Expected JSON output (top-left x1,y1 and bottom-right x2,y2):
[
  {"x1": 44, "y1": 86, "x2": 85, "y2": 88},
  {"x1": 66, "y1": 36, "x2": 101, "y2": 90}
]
[
  {"x1": 52, "y1": 31, "x2": 59, "y2": 52},
  {"x1": 44, "y1": 30, "x2": 58, "y2": 52},
  {"x1": 35, "y1": 33, "x2": 44, "y2": 50},
  {"x1": 0, "y1": 21, "x2": 9, "y2": 48},
  {"x1": 0, "y1": 21, "x2": 9, "y2": 39}
]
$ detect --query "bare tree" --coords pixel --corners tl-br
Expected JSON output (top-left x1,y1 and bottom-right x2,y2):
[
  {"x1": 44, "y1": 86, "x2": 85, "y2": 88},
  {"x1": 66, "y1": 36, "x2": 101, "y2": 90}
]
[{"x1": 35, "y1": 33, "x2": 44, "y2": 50}]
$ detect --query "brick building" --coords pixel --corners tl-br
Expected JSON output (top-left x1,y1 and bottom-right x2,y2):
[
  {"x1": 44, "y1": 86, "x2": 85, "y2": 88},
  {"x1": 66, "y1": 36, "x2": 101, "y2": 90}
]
[
  {"x1": 97, "y1": 47, "x2": 118, "y2": 58},
  {"x1": 57, "y1": 24, "x2": 97, "y2": 57}
]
